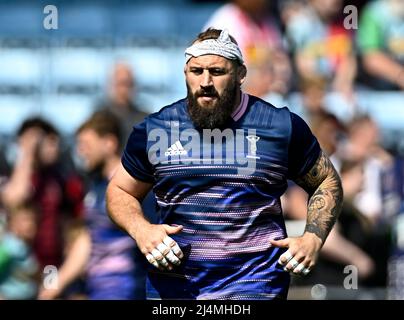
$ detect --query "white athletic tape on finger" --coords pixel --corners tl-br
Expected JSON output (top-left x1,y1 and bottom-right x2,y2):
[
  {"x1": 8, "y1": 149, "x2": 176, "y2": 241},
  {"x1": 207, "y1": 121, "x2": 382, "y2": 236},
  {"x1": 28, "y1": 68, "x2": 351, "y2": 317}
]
[
  {"x1": 146, "y1": 253, "x2": 160, "y2": 269},
  {"x1": 151, "y1": 249, "x2": 164, "y2": 261},
  {"x1": 150, "y1": 260, "x2": 160, "y2": 269},
  {"x1": 302, "y1": 268, "x2": 311, "y2": 276},
  {"x1": 146, "y1": 253, "x2": 155, "y2": 263},
  {"x1": 278, "y1": 250, "x2": 293, "y2": 265},
  {"x1": 166, "y1": 250, "x2": 181, "y2": 266},
  {"x1": 163, "y1": 236, "x2": 175, "y2": 247},
  {"x1": 294, "y1": 263, "x2": 305, "y2": 273},
  {"x1": 172, "y1": 244, "x2": 184, "y2": 259},
  {"x1": 156, "y1": 255, "x2": 169, "y2": 267},
  {"x1": 157, "y1": 243, "x2": 170, "y2": 255},
  {"x1": 289, "y1": 258, "x2": 299, "y2": 269}
]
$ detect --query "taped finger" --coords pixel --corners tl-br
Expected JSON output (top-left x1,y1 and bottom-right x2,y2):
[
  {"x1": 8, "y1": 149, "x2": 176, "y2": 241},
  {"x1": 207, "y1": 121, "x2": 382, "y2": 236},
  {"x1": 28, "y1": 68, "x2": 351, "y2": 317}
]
[
  {"x1": 163, "y1": 236, "x2": 175, "y2": 247},
  {"x1": 165, "y1": 250, "x2": 181, "y2": 266},
  {"x1": 157, "y1": 242, "x2": 170, "y2": 255},
  {"x1": 293, "y1": 263, "x2": 305, "y2": 274},
  {"x1": 302, "y1": 267, "x2": 311, "y2": 276},
  {"x1": 278, "y1": 250, "x2": 293, "y2": 266},
  {"x1": 289, "y1": 257, "x2": 299, "y2": 269},
  {"x1": 151, "y1": 249, "x2": 169, "y2": 268},
  {"x1": 171, "y1": 243, "x2": 184, "y2": 259},
  {"x1": 146, "y1": 253, "x2": 155, "y2": 263},
  {"x1": 146, "y1": 253, "x2": 160, "y2": 269}
]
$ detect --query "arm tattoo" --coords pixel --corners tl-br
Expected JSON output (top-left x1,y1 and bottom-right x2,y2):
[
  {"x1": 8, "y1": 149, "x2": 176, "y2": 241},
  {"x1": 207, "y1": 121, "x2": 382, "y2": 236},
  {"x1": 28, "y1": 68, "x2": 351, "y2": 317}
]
[{"x1": 295, "y1": 151, "x2": 343, "y2": 244}]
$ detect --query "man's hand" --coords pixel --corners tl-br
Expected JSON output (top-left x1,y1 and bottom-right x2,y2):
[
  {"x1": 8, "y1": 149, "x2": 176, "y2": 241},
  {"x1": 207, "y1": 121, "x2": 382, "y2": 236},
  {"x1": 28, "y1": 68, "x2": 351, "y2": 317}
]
[
  {"x1": 38, "y1": 286, "x2": 61, "y2": 300},
  {"x1": 18, "y1": 127, "x2": 44, "y2": 157},
  {"x1": 135, "y1": 223, "x2": 184, "y2": 271},
  {"x1": 270, "y1": 232, "x2": 322, "y2": 276}
]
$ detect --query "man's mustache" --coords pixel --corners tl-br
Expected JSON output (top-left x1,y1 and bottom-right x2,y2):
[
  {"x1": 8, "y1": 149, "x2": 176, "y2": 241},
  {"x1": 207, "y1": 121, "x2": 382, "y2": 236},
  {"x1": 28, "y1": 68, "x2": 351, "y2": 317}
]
[{"x1": 195, "y1": 88, "x2": 219, "y2": 98}]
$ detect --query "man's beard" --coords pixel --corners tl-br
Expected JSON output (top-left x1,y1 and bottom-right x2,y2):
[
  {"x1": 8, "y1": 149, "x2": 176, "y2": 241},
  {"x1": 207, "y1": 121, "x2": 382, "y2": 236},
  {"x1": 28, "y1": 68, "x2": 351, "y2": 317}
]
[{"x1": 187, "y1": 82, "x2": 238, "y2": 130}]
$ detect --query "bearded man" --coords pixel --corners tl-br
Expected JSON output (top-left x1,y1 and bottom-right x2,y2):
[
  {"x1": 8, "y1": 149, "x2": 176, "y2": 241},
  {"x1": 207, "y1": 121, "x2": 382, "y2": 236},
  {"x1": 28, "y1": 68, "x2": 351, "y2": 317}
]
[{"x1": 106, "y1": 29, "x2": 343, "y2": 300}]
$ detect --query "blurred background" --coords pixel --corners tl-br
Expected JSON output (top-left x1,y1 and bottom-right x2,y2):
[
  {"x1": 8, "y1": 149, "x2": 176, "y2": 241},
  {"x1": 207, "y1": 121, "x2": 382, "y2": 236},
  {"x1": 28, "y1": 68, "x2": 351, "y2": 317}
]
[{"x1": 0, "y1": 0, "x2": 403, "y2": 300}]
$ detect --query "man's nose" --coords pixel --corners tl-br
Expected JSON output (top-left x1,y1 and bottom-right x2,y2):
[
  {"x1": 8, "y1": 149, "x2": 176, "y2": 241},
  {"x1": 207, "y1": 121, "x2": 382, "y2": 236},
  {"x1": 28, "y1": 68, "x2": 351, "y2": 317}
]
[{"x1": 200, "y1": 70, "x2": 213, "y2": 88}]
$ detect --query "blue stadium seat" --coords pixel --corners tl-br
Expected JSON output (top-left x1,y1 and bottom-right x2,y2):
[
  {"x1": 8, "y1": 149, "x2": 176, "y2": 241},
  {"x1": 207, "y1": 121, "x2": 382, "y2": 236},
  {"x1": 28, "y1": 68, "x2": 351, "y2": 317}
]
[
  {"x1": 356, "y1": 91, "x2": 404, "y2": 131},
  {"x1": 174, "y1": 4, "x2": 220, "y2": 42},
  {"x1": 0, "y1": 49, "x2": 43, "y2": 93},
  {"x1": 113, "y1": 5, "x2": 176, "y2": 41},
  {"x1": 0, "y1": 4, "x2": 43, "y2": 38},
  {"x1": 50, "y1": 48, "x2": 111, "y2": 94},
  {"x1": 40, "y1": 94, "x2": 96, "y2": 135},
  {"x1": 113, "y1": 46, "x2": 170, "y2": 91},
  {"x1": 58, "y1": 4, "x2": 112, "y2": 39},
  {"x1": 0, "y1": 95, "x2": 39, "y2": 135}
]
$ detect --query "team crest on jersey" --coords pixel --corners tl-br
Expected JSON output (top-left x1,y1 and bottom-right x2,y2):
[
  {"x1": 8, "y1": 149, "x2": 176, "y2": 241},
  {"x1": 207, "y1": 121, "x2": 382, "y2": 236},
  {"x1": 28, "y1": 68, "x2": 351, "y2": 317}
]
[{"x1": 246, "y1": 135, "x2": 260, "y2": 159}]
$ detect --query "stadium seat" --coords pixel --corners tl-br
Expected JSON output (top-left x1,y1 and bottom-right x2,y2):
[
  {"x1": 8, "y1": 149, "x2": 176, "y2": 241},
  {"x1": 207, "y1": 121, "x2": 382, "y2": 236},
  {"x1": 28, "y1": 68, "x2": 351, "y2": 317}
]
[
  {"x1": 0, "y1": 95, "x2": 39, "y2": 135},
  {"x1": 40, "y1": 94, "x2": 96, "y2": 135},
  {"x1": 0, "y1": 49, "x2": 43, "y2": 94},
  {"x1": 49, "y1": 48, "x2": 111, "y2": 94}
]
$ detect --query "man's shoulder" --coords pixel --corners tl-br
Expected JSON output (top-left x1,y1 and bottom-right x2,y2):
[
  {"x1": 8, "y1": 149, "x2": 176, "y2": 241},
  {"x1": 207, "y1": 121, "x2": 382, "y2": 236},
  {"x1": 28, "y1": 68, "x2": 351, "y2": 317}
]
[
  {"x1": 248, "y1": 94, "x2": 291, "y2": 117},
  {"x1": 145, "y1": 98, "x2": 187, "y2": 123}
]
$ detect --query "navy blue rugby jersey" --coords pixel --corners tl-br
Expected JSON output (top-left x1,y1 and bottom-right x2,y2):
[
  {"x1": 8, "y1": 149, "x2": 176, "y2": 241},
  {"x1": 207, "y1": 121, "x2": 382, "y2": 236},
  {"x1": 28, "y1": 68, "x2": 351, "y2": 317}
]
[{"x1": 122, "y1": 92, "x2": 321, "y2": 300}]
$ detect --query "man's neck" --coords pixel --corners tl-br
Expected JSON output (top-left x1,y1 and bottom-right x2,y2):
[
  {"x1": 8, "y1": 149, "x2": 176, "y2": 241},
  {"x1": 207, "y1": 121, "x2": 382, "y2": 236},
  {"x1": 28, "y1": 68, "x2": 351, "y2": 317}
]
[{"x1": 233, "y1": 89, "x2": 242, "y2": 113}]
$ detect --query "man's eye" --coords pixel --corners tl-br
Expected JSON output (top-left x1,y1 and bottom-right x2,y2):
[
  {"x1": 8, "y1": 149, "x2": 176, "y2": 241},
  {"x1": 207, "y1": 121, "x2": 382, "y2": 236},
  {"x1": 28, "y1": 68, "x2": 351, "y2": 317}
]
[
  {"x1": 190, "y1": 68, "x2": 203, "y2": 75},
  {"x1": 210, "y1": 69, "x2": 225, "y2": 76}
]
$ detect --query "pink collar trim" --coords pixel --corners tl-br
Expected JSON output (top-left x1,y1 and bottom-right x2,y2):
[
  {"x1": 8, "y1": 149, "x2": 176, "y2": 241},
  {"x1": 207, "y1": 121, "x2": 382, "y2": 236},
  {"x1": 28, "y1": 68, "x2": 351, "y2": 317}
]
[{"x1": 231, "y1": 92, "x2": 248, "y2": 121}]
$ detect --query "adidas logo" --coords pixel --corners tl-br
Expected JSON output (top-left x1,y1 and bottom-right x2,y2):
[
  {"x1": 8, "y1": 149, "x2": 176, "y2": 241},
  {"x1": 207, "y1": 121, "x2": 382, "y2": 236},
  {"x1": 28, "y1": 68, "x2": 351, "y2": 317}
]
[{"x1": 164, "y1": 141, "x2": 187, "y2": 156}]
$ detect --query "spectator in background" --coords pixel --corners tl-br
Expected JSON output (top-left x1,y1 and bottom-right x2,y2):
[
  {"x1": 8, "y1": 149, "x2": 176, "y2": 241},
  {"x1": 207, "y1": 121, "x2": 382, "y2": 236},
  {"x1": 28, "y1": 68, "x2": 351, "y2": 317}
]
[
  {"x1": 338, "y1": 115, "x2": 394, "y2": 223},
  {"x1": 204, "y1": 0, "x2": 292, "y2": 97},
  {"x1": 285, "y1": 0, "x2": 357, "y2": 99},
  {"x1": 291, "y1": 159, "x2": 376, "y2": 288},
  {"x1": 0, "y1": 203, "x2": 39, "y2": 300},
  {"x1": 297, "y1": 76, "x2": 328, "y2": 123},
  {"x1": 0, "y1": 118, "x2": 84, "y2": 270},
  {"x1": 39, "y1": 111, "x2": 147, "y2": 300},
  {"x1": 0, "y1": 146, "x2": 10, "y2": 243},
  {"x1": 357, "y1": 0, "x2": 404, "y2": 90},
  {"x1": 96, "y1": 62, "x2": 148, "y2": 140},
  {"x1": 242, "y1": 48, "x2": 292, "y2": 108},
  {"x1": 309, "y1": 112, "x2": 345, "y2": 171}
]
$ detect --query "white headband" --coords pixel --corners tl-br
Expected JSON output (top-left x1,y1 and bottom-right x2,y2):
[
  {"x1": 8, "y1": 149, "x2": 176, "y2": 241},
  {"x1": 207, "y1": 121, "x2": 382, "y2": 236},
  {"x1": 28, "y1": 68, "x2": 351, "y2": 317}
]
[{"x1": 185, "y1": 29, "x2": 244, "y2": 64}]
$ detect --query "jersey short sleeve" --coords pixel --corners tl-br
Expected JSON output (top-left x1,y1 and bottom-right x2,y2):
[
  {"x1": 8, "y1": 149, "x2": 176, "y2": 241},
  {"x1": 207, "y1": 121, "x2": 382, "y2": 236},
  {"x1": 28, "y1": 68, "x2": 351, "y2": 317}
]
[
  {"x1": 287, "y1": 112, "x2": 321, "y2": 180},
  {"x1": 122, "y1": 120, "x2": 154, "y2": 183}
]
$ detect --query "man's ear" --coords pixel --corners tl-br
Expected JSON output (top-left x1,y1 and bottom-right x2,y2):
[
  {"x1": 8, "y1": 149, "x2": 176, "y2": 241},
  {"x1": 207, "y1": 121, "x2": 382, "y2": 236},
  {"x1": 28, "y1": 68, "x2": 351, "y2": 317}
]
[{"x1": 237, "y1": 64, "x2": 247, "y2": 85}]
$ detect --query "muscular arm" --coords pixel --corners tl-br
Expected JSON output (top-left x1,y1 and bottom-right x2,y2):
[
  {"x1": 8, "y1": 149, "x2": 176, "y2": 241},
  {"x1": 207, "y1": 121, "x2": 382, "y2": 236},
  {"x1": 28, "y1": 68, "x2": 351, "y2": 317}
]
[
  {"x1": 106, "y1": 163, "x2": 183, "y2": 271},
  {"x1": 106, "y1": 163, "x2": 153, "y2": 240},
  {"x1": 294, "y1": 150, "x2": 343, "y2": 245}
]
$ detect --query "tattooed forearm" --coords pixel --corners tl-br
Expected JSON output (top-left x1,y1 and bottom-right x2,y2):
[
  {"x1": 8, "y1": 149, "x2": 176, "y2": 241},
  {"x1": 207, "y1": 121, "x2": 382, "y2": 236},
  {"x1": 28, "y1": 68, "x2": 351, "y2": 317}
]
[{"x1": 295, "y1": 151, "x2": 343, "y2": 244}]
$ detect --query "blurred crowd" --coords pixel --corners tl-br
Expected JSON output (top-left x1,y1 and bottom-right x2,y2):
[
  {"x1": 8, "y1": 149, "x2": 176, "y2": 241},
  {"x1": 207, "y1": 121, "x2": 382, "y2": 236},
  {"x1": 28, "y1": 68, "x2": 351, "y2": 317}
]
[{"x1": 0, "y1": 0, "x2": 403, "y2": 299}]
